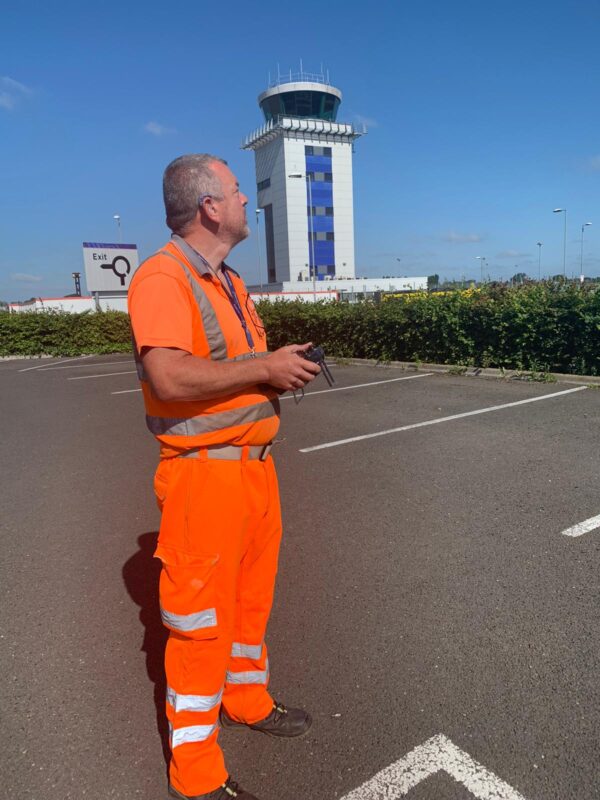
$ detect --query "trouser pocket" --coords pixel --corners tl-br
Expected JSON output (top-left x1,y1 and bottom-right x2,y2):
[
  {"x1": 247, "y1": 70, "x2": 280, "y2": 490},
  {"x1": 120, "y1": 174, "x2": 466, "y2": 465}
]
[{"x1": 155, "y1": 543, "x2": 220, "y2": 640}]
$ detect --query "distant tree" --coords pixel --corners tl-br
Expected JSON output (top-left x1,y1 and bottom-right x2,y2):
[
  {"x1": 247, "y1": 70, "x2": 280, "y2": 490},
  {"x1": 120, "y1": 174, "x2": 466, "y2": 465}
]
[
  {"x1": 511, "y1": 272, "x2": 528, "y2": 284},
  {"x1": 427, "y1": 274, "x2": 440, "y2": 290}
]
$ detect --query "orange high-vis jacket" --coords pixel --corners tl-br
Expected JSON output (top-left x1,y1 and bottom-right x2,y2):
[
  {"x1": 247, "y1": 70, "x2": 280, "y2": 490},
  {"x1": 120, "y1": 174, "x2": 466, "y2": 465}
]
[{"x1": 128, "y1": 236, "x2": 280, "y2": 455}]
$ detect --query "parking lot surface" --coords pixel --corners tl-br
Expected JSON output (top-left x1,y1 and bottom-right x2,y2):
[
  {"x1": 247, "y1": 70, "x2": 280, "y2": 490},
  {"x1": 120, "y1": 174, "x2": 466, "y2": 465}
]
[{"x1": 2, "y1": 356, "x2": 599, "y2": 799}]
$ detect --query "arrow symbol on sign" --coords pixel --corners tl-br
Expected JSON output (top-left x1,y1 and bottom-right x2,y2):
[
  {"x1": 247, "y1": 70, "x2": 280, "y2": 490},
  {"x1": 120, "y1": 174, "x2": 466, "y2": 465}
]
[{"x1": 339, "y1": 734, "x2": 529, "y2": 800}]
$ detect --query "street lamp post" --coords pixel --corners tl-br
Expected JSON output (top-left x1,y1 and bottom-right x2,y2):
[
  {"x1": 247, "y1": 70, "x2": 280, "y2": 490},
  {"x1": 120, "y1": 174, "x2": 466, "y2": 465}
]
[
  {"x1": 255, "y1": 209, "x2": 264, "y2": 294},
  {"x1": 288, "y1": 172, "x2": 316, "y2": 301},
  {"x1": 580, "y1": 222, "x2": 592, "y2": 276},
  {"x1": 537, "y1": 242, "x2": 542, "y2": 281},
  {"x1": 476, "y1": 256, "x2": 486, "y2": 284},
  {"x1": 553, "y1": 208, "x2": 567, "y2": 277},
  {"x1": 113, "y1": 214, "x2": 121, "y2": 243}
]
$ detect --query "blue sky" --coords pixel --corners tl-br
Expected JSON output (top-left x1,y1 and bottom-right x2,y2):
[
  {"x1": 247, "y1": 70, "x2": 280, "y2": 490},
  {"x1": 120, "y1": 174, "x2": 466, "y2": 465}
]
[{"x1": 2, "y1": 0, "x2": 600, "y2": 300}]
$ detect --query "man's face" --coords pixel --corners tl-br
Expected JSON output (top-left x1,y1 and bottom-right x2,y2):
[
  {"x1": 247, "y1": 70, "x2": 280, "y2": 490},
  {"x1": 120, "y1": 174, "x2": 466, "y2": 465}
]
[{"x1": 210, "y1": 162, "x2": 249, "y2": 246}]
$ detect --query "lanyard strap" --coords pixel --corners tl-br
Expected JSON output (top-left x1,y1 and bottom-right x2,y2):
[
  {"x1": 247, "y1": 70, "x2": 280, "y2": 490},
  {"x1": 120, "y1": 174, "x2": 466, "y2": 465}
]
[{"x1": 221, "y1": 266, "x2": 255, "y2": 353}]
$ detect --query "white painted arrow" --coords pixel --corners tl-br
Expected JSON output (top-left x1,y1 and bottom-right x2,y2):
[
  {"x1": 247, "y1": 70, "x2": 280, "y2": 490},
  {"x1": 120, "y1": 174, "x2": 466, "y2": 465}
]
[{"x1": 339, "y1": 734, "x2": 528, "y2": 800}]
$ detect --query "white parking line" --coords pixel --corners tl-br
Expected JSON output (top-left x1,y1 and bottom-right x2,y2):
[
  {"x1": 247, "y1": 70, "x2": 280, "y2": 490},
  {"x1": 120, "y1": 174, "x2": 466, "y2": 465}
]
[
  {"x1": 18, "y1": 355, "x2": 94, "y2": 373},
  {"x1": 68, "y1": 371, "x2": 137, "y2": 380},
  {"x1": 39, "y1": 360, "x2": 134, "y2": 371},
  {"x1": 300, "y1": 386, "x2": 587, "y2": 453},
  {"x1": 280, "y1": 372, "x2": 433, "y2": 400},
  {"x1": 110, "y1": 372, "x2": 432, "y2": 397},
  {"x1": 340, "y1": 733, "x2": 527, "y2": 800},
  {"x1": 561, "y1": 513, "x2": 600, "y2": 538}
]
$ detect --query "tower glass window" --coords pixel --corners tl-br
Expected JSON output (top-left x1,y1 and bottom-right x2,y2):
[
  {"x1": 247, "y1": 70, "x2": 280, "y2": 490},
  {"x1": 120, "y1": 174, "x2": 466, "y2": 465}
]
[{"x1": 260, "y1": 91, "x2": 340, "y2": 122}]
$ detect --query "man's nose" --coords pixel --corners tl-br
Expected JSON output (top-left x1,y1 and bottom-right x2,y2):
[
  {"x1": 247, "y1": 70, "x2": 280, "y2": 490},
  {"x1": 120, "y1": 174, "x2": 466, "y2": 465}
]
[{"x1": 241, "y1": 193, "x2": 248, "y2": 206}]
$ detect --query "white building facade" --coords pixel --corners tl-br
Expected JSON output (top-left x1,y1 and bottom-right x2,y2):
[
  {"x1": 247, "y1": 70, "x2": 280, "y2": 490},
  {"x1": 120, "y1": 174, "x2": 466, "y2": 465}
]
[{"x1": 243, "y1": 73, "x2": 363, "y2": 285}]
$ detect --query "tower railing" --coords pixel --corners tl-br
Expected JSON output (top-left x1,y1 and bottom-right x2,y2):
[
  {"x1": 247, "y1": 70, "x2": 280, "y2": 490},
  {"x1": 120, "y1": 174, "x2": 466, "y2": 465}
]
[{"x1": 268, "y1": 69, "x2": 331, "y2": 88}]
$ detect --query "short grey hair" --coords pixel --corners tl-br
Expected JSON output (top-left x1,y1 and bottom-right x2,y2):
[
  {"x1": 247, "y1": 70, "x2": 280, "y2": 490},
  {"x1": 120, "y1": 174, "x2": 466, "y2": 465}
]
[{"x1": 163, "y1": 153, "x2": 227, "y2": 234}]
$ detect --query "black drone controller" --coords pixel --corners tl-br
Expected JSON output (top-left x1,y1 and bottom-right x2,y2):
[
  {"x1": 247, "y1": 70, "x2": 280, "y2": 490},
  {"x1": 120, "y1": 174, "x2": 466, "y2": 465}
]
[{"x1": 299, "y1": 345, "x2": 335, "y2": 387}]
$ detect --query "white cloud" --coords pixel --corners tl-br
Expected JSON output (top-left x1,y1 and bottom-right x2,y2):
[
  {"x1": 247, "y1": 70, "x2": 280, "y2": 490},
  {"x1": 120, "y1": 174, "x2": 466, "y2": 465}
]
[
  {"x1": 441, "y1": 231, "x2": 484, "y2": 243},
  {"x1": 11, "y1": 273, "x2": 43, "y2": 283},
  {"x1": 353, "y1": 114, "x2": 378, "y2": 129},
  {"x1": 2, "y1": 76, "x2": 32, "y2": 94},
  {"x1": 143, "y1": 121, "x2": 177, "y2": 136},
  {"x1": 497, "y1": 249, "x2": 530, "y2": 259},
  {"x1": 0, "y1": 92, "x2": 15, "y2": 110},
  {"x1": 0, "y1": 76, "x2": 32, "y2": 111},
  {"x1": 588, "y1": 155, "x2": 600, "y2": 171}
]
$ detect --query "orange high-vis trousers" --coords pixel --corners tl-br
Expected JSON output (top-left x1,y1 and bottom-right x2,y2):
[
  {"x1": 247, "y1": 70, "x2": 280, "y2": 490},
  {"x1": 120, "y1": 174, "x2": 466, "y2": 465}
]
[{"x1": 153, "y1": 450, "x2": 282, "y2": 796}]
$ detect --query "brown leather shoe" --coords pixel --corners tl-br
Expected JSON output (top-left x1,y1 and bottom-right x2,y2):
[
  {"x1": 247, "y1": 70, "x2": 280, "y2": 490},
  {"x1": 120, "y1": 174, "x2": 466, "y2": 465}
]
[
  {"x1": 219, "y1": 700, "x2": 312, "y2": 738},
  {"x1": 168, "y1": 776, "x2": 259, "y2": 799}
]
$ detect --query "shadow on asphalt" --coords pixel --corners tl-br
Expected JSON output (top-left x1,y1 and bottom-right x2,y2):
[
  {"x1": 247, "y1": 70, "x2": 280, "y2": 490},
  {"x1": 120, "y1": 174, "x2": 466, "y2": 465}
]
[{"x1": 122, "y1": 531, "x2": 170, "y2": 770}]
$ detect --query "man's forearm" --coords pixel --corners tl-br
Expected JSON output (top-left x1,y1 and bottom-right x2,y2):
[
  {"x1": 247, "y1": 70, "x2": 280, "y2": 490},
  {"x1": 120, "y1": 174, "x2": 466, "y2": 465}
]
[{"x1": 143, "y1": 349, "x2": 271, "y2": 403}]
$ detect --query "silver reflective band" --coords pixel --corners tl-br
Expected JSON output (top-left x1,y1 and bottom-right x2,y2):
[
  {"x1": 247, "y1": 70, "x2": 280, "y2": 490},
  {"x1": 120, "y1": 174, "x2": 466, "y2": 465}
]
[
  {"x1": 146, "y1": 398, "x2": 279, "y2": 438},
  {"x1": 131, "y1": 334, "x2": 148, "y2": 382},
  {"x1": 170, "y1": 722, "x2": 219, "y2": 749},
  {"x1": 161, "y1": 607, "x2": 217, "y2": 633},
  {"x1": 159, "y1": 250, "x2": 228, "y2": 361},
  {"x1": 179, "y1": 444, "x2": 272, "y2": 461},
  {"x1": 167, "y1": 686, "x2": 223, "y2": 713},
  {"x1": 226, "y1": 662, "x2": 269, "y2": 685},
  {"x1": 231, "y1": 642, "x2": 263, "y2": 660},
  {"x1": 229, "y1": 351, "x2": 269, "y2": 362}
]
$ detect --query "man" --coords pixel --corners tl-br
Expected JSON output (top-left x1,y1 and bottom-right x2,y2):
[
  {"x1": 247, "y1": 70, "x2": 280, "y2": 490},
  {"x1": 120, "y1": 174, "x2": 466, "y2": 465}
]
[{"x1": 128, "y1": 154, "x2": 320, "y2": 800}]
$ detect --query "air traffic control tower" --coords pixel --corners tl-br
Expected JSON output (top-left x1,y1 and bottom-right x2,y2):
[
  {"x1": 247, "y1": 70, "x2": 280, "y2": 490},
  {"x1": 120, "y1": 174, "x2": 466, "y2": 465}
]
[{"x1": 242, "y1": 69, "x2": 363, "y2": 285}]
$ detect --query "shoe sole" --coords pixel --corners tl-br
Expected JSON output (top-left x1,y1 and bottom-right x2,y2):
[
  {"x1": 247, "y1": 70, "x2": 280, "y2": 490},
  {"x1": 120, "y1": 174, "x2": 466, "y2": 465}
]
[{"x1": 220, "y1": 714, "x2": 313, "y2": 738}]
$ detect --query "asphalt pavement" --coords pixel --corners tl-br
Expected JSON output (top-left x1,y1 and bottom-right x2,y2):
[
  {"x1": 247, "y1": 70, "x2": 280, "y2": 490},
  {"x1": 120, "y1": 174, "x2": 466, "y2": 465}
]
[{"x1": 1, "y1": 355, "x2": 599, "y2": 800}]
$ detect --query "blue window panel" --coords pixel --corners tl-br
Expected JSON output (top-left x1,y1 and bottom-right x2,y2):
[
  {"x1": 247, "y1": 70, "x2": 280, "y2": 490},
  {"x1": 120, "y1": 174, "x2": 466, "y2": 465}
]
[
  {"x1": 313, "y1": 241, "x2": 335, "y2": 263},
  {"x1": 309, "y1": 186, "x2": 333, "y2": 203},
  {"x1": 305, "y1": 155, "x2": 332, "y2": 172},
  {"x1": 308, "y1": 240, "x2": 335, "y2": 269},
  {"x1": 310, "y1": 216, "x2": 334, "y2": 233},
  {"x1": 306, "y1": 181, "x2": 333, "y2": 196}
]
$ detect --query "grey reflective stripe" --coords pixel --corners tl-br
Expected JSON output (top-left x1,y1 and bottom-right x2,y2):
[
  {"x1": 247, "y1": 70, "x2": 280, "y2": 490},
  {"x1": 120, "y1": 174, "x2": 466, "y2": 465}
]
[
  {"x1": 161, "y1": 607, "x2": 217, "y2": 633},
  {"x1": 170, "y1": 722, "x2": 219, "y2": 749},
  {"x1": 167, "y1": 686, "x2": 223, "y2": 713},
  {"x1": 131, "y1": 333, "x2": 148, "y2": 382},
  {"x1": 226, "y1": 660, "x2": 269, "y2": 685},
  {"x1": 229, "y1": 351, "x2": 269, "y2": 362},
  {"x1": 231, "y1": 642, "x2": 263, "y2": 660},
  {"x1": 147, "y1": 397, "x2": 280, "y2": 438},
  {"x1": 158, "y1": 250, "x2": 228, "y2": 361}
]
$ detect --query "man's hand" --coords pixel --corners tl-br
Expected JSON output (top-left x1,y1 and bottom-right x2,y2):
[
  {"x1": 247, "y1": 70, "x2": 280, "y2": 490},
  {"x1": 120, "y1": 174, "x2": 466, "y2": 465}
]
[{"x1": 263, "y1": 343, "x2": 321, "y2": 392}]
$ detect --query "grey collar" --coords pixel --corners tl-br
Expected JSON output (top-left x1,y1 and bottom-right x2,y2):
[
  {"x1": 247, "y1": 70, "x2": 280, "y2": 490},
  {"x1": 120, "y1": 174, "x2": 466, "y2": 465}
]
[{"x1": 171, "y1": 235, "x2": 212, "y2": 276}]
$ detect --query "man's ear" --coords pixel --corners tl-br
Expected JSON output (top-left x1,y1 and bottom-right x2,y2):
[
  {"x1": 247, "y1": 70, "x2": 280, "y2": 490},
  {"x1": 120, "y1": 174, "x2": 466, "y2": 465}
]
[{"x1": 200, "y1": 197, "x2": 220, "y2": 222}]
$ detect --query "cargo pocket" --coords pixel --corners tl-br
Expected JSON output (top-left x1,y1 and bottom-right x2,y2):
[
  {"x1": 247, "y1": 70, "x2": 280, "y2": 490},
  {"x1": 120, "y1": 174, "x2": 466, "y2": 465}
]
[
  {"x1": 153, "y1": 460, "x2": 173, "y2": 512},
  {"x1": 155, "y1": 542, "x2": 220, "y2": 640}
]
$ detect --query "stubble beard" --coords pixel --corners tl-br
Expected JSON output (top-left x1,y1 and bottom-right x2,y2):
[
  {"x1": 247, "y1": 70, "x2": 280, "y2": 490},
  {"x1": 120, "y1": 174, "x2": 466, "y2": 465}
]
[{"x1": 228, "y1": 220, "x2": 250, "y2": 248}]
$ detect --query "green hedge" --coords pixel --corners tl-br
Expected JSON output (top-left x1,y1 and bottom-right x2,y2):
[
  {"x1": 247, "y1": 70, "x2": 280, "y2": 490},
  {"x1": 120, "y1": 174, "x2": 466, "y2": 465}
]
[
  {"x1": 0, "y1": 309, "x2": 132, "y2": 357},
  {"x1": 258, "y1": 283, "x2": 600, "y2": 375},
  {"x1": 3, "y1": 283, "x2": 600, "y2": 375}
]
